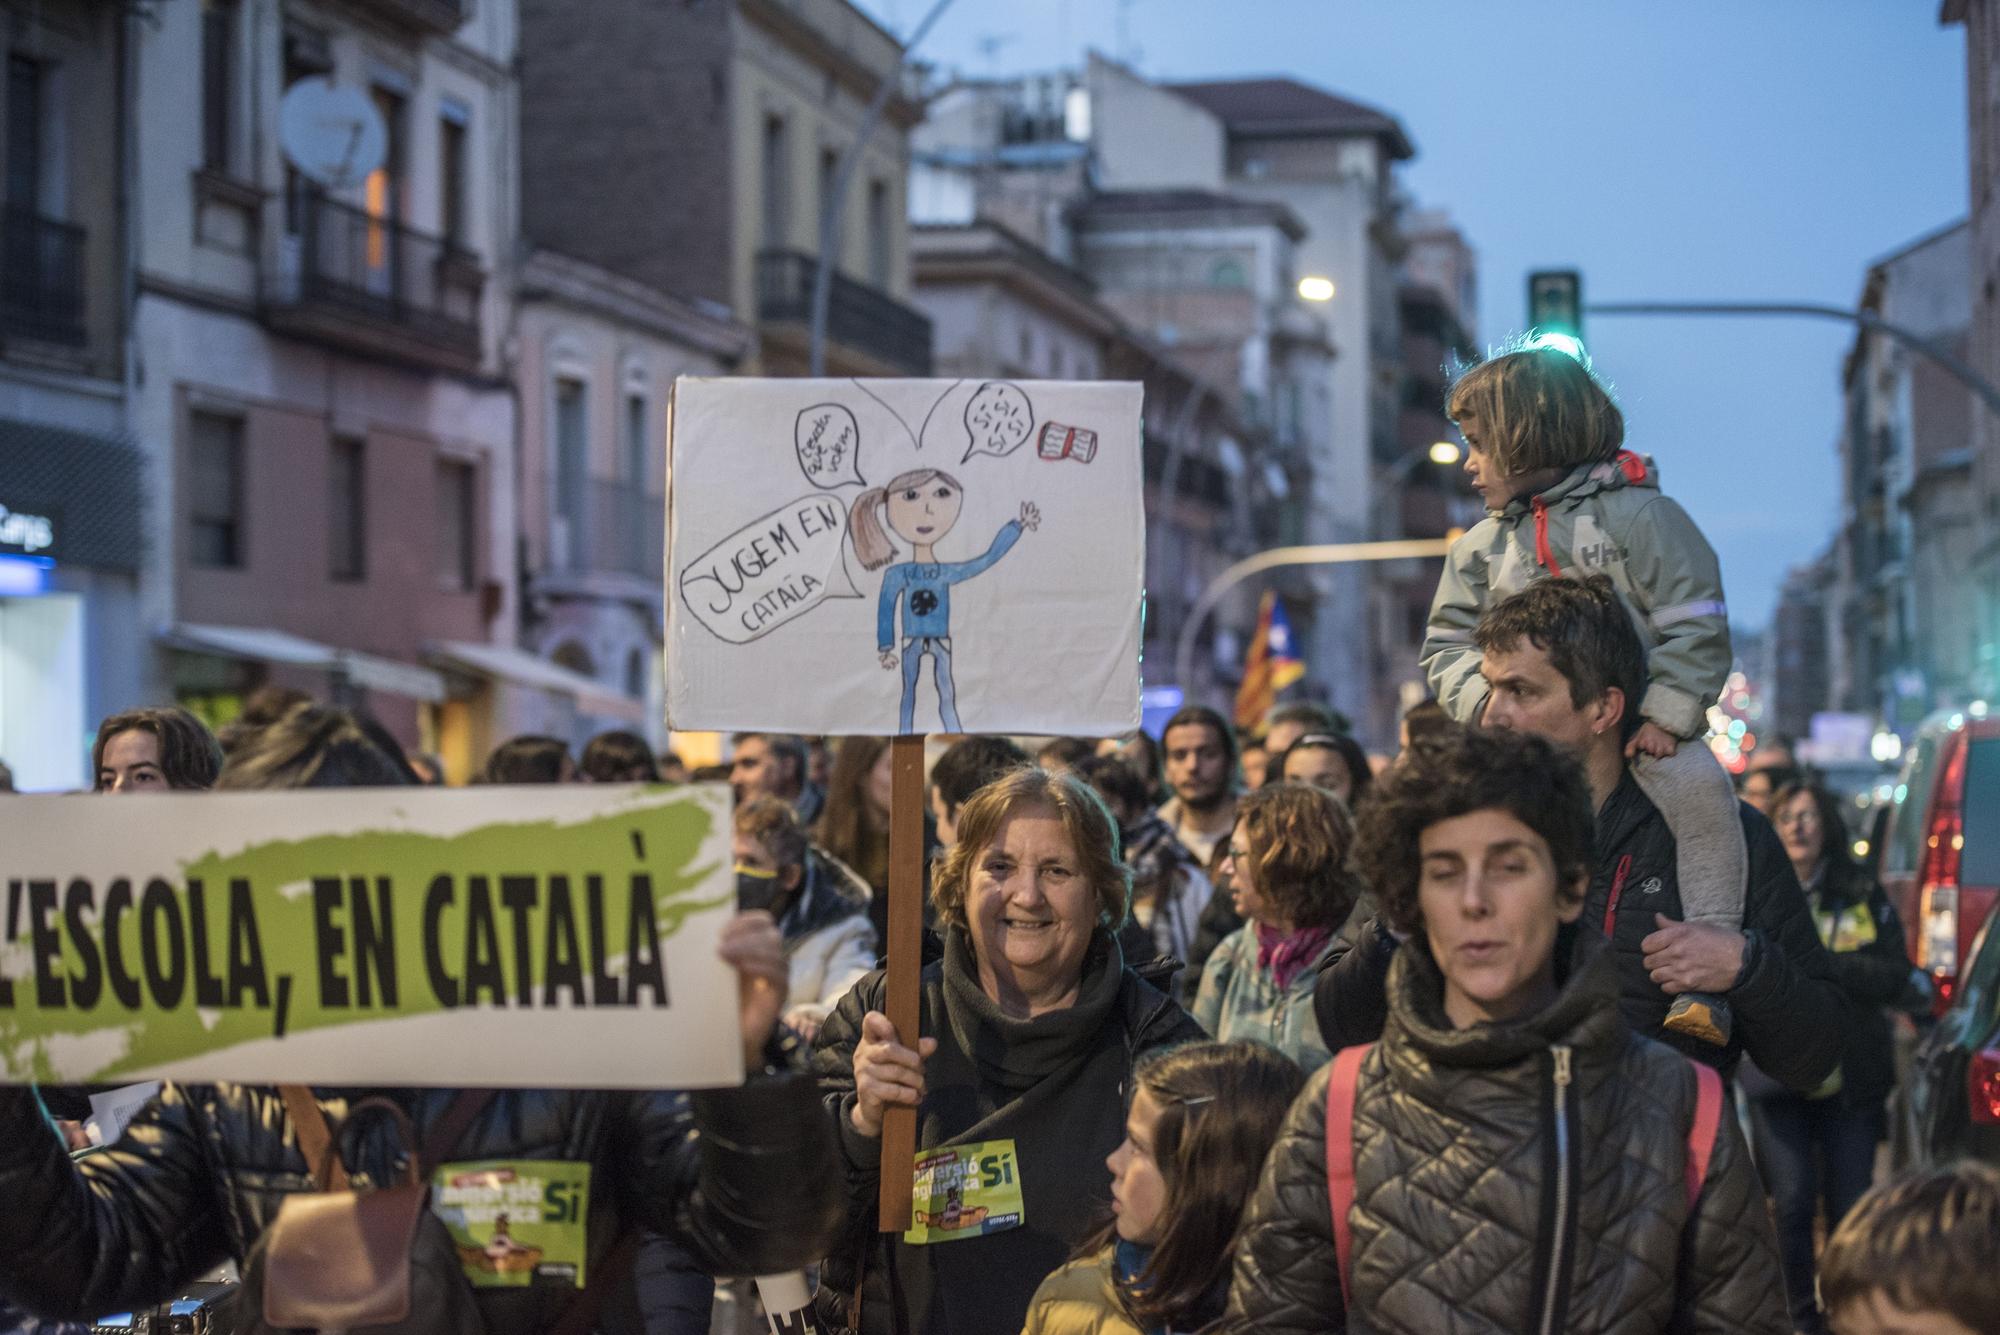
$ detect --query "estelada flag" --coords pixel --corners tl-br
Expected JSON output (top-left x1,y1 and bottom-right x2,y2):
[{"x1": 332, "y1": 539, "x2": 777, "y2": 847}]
[{"x1": 1236, "y1": 591, "x2": 1307, "y2": 731}]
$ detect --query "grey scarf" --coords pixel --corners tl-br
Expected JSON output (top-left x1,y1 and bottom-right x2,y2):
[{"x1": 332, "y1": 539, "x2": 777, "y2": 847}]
[{"x1": 939, "y1": 926, "x2": 1123, "y2": 1092}]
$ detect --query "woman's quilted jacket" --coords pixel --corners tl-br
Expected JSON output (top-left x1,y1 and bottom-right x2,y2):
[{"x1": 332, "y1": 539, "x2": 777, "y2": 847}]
[{"x1": 1215, "y1": 936, "x2": 1788, "y2": 1334}]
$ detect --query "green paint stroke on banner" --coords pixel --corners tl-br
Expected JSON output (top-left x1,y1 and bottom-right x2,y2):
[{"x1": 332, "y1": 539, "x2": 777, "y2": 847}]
[{"x1": 0, "y1": 795, "x2": 725, "y2": 1082}]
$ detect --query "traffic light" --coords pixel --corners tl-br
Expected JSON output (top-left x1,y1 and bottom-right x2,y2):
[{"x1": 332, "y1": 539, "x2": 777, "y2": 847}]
[{"x1": 1527, "y1": 270, "x2": 1583, "y2": 341}]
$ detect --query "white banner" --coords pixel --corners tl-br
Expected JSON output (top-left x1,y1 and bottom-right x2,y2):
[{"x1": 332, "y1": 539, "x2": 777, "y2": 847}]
[{"x1": 0, "y1": 784, "x2": 740, "y2": 1088}]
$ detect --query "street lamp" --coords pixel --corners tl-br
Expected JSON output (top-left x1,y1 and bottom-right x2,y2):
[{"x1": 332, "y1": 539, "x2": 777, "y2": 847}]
[
  {"x1": 1380, "y1": 440, "x2": 1460, "y2": 487},
  {"x1": 1297, "y1": 276, "x2": 1336, "y2": 303},
  {"x1": 1172, "y1": 539, "x2": 1455, "y2": 699}
]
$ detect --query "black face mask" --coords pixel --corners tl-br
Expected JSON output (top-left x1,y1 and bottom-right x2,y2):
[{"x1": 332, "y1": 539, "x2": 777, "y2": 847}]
[{"x1": 736, "y1": 866, "x2": 784, "y2": 914}]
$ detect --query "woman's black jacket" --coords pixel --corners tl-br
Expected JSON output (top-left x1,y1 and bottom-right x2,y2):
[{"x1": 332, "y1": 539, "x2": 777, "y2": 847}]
[
  {"x1": 812, "y1": 931, "x2": 1202, "y2": 1335},
  {"x1": 0, "y1": 1068, "x2": 843, "y2": 1334}
]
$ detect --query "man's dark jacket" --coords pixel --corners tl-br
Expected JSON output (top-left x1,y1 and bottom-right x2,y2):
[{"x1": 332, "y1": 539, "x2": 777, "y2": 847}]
[
  {"x1": 1584, "y1": 774, "x2": 1846, "y2": 1088},
  {"x1": 0, "y1": 1071, "x2": 843, "y2": 1334},
  {"x1": 1316, "y1": 778, "x2": 1847, "y2": 1092}
]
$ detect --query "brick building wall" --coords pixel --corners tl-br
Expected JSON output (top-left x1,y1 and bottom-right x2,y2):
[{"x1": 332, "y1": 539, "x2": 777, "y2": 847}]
[{"x1": 518, "y1": 0, "x2": 737, "y2": 308}]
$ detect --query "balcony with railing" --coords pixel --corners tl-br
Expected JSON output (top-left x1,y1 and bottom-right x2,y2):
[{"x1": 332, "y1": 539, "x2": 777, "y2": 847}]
[
  {"x1": 345, "y1": 0, "x2": 469, "y2": 36},
  {"x1": 552, "y1": 479, "x2": 665, "y2": 583},
  {"x1": 1, "y1": 207, "x2": 85, "y2": 345},
  {"x1": 756, "y1": 249, "x2": 932, "y2": 376},
  {"x1": 264, "y1": 190, "x2": 483, "y2": 375}
]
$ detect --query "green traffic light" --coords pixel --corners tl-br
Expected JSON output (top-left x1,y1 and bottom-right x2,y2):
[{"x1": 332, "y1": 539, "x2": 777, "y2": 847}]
[{"x1": 1523, "y1": 331, "x2": 1588, "y2": 364}]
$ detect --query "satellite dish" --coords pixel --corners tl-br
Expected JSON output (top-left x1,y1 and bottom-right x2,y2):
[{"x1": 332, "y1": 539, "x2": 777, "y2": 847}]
[{"x1": 279, "y1": 77, "x2": 387, "y2": 191}]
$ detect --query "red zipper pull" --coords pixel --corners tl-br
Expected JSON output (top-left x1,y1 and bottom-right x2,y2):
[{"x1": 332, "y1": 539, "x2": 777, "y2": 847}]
[
  {"x1": 1531, "y1": 497, "x2": 1564, "y2": 576},
  {"x1": 1604, "y1": 853, "x2": 1633, "y2": 937}
]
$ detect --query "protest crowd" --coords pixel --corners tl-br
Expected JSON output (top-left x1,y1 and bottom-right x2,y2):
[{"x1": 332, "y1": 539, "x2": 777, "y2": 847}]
[{"x1": 4, "y1": 346, "x2": 1999, "y2": 1335}]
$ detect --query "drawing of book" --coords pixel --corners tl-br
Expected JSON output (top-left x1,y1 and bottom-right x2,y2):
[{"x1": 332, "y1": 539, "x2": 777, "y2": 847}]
[{"x1": 1037, "y1": 422, "x2": 1097, "y2": 463}]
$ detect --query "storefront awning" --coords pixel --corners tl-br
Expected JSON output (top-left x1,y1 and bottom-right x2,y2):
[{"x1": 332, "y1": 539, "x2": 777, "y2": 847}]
[
  {"x1": 161, "y1": 623, "x2": 447, "y2": 703},
  {"x1": 428, "y1": 640, "x2": 645, "y2": 723}
]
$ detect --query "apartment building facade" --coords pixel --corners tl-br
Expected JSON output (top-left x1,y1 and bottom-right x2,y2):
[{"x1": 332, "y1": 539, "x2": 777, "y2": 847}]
[
  {"x1": 1830, "y1": 220, "x2": 1980, "y2": 729},
  {"x1": 1940, "y1": 2, "x2": 2000, "y2": 713},
  {"x1": 119, "y1": 0, "x2": 541, "y2": 760},
  {"x1": 519, "y1": 0, "x2": 931, "y2": 379},
  {"x1": 512, "y1": 247, "x2": 753, "y2": 761},
  {"x1": 1160, "y1": 74, "x2": 1420, "y2": 746},
  {"x1": 908, "y1": 212, "x2": 1264, "y2": 718},
  {"x1": 0, "y1": 0, "x2": 143, "y2": 789},
  {"x1": 1376, "y1": 208, "x2": 1480, "y2": 731}
]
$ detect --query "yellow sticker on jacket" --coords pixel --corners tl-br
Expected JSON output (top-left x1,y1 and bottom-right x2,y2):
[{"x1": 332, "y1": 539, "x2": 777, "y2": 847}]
[
  {"x1": 904, "y1": 1139, "x2": 1024, "y2": 1245},
  {"x1": 1816, "y1": 905, "x2": 1879, "y2": 953},
  {"x1": 431, "y1": 1160, "x2": 590, "y2": 1288}
]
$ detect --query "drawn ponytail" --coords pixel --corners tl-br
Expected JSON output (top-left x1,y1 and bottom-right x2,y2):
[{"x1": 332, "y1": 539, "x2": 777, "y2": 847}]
[
  {"x1": 849, "y1": 487, "x2": 895, "y2": 571},
  {"x1": 849, "y1": 467, "x2": 963, "y2": 572}
]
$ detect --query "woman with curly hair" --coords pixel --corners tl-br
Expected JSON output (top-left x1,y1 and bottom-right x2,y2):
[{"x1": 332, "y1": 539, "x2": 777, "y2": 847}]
[
  {"x1": 1213, "y1": 726, "x2": 1785, "y2": 1335},
  {"x1": 1191, "y1": 783, "x2": 1362, "y2": 1072}
]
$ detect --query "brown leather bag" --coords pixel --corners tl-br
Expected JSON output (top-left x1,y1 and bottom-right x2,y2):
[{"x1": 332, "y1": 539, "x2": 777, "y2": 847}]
[
  {"x1": 245, "y1": 1087, "x2": 494, "y2": 1335},
  {"x1": 245, "y1": 1088, "x2": 636, "y2": 1335}
]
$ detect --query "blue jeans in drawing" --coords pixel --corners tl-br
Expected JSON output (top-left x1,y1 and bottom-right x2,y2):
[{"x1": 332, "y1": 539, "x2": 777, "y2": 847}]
[{"x1": 899, "y1": 636, "x2": 960, "y2": 733}]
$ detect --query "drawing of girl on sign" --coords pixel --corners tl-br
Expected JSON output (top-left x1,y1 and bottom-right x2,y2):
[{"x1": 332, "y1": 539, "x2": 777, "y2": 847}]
[{"x1": 849, "y1": 468, "x2": 1039, "y2": 732}]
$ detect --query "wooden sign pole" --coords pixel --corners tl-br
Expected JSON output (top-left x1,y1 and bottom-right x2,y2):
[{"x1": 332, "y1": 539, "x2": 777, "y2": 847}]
[{"x1": 877, "y1": 733, "x2": 927, "y2": 1232}]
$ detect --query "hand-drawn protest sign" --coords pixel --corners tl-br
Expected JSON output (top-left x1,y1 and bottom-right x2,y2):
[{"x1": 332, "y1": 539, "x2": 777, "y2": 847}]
[
  {"x1": 0, "y1": 784, "x2": 739, "y2": 1087},
  {"x1": 666, "y1": 378, "x2": 1144, "y2": 735}
]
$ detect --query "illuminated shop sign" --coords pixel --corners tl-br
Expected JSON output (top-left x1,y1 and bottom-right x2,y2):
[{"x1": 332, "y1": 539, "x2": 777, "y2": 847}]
[{"x1": 0, "y1": 500, "x2": 57, "y2": 559}]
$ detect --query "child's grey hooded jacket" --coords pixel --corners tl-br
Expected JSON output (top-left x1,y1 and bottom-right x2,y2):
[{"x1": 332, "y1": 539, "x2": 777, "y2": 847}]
[{"x1": 1422, "y1": 451, "x2": 1730, "y2": 741}]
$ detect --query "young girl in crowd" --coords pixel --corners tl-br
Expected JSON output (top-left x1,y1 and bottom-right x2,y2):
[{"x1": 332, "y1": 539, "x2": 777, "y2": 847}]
[
  {"x1": 1023, "y1": 1041, "x2": 1304, "y2": 1335},
  {"x1": 1421, "y1": 340, "x2": 1745, "y2": 1045}
]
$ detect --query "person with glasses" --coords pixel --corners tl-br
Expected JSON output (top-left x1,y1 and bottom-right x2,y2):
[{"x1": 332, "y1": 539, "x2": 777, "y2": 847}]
[
  {"x1": 1192, "y1": 783, "x2": 1363, "y2": 1073},
  {"x1": 1744, "y1": 780, "x2": 1915, "y2": 1335}
]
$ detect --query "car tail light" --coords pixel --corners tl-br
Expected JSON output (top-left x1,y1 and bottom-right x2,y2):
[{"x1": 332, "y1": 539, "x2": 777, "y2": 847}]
[
  {"x1": 1922, "y1": 886, "x2": 1961, "y2": 978},
  {"x1": 1972, "y1": 1048, "x2": 2000, "y2": 1125},
  {"x1": 1917, "y1": 735, "x2": 1970, "y2": 1011}
]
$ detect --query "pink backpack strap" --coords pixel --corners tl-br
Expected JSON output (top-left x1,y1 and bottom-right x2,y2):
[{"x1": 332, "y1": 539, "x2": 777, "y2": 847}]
[
  {"x1": 1324, "y1": 1042, "x2": 1374, "y2": 1300},
  {"x1": 1684, "y1": 1058, "x2": 1724, "y2": 1212}
]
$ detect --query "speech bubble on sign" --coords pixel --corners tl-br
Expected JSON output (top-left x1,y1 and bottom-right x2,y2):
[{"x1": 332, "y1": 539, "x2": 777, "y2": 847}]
[
  {"x1": 795, "y1": 404, "x2": 863, "y2": 489},
  {"x1": 677, "y1": 494, "x2": 862, "y2": 645},
  {"x1": 962, "y1": 382, "x2": 1035, "y2": 464}
]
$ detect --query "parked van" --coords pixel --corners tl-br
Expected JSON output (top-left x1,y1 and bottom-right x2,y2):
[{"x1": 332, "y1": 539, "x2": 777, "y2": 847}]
[{"x1": 1878, "y1": 707, "x2": 2000, "y2": 1014}]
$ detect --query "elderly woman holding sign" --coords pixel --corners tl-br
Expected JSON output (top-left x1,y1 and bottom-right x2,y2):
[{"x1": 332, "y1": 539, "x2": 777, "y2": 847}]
[{"x1": 814, "y1": 767, "x2": 1204, "y2": 1335}]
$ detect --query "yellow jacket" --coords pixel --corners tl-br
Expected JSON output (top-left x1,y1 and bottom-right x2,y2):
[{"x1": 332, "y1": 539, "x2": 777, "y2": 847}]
[{"x1": 1021, "y1": 1249, "x2": 1143, "y2": 1335}]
